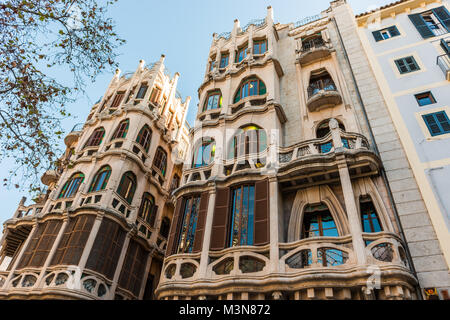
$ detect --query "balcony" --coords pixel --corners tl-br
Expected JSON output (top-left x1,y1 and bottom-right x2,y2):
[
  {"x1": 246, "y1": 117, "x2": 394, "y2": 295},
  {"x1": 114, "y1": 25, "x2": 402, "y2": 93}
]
[
  {"x1": 64, "y1": 123, "x2": 84, "y2": 146},
  {"x1": 306, "y1": 78, "x2": 342, "y2": 112},
  {"x1": 298, "y1": 38, "x2": 332, "y2": 66},
  {"x1": 437, "y1": 54, "x2": 450, "y2": 81},
  {"x1": 41, "y1": 170, "x2": 59, "y2": 186}
]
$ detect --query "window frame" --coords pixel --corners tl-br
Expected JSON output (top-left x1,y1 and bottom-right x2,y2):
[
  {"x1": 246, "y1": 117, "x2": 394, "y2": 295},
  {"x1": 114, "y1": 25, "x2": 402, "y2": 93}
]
[
  {"x1": 394, "y1": 56, "x2": 420, "y2": 74},
  {"x1": 176, "y1": 195, "x2": 201, "y2": 254},
  {"x1": 301, "y1": 204, "x2": 339, "y2": 239},
  {"x1": 58, "y1": 172, "x2": 85, "y2": 199},
  {"x1": 228, "y1": 184, "x2": 255, "y2": 247},
  {"x1": 236, "y1": 45, "x2": 249, "y2": 63},
  {"x1": 88, "y1": 166, "x2": 111, "y2": 193},
  {"x1": 111, "y1": 119, "x2": 129, "y2": 141},
  {"x1": 136, "y1": 124, "x2": 152, "y2": 152},
  {"x1": 415, "y1": 91, "x2": 436, "y2": 106},
  {"x1": 192, "y1": 139, "x2": 215, "y2": 168},
  {"x1": 153, "y1": 147, "x2": 167, "y2": 176},
  {"x1": 233, "y1": 77, "x2": 267, "y2": 103},
  {"x1": 117, "y1": 171, "x2": 137, "y2": 204},
  {"x1": 253, "y1": 39, "x2": 267, "y2": 55},
  {"x1": 422, "y1": 110, "x2": 450, "y2": 136},
  {"x1": 203, "y1": 91, "x2": 222, "y2": 112},
  {"x1": 84, "y1": 127, "x2": 106, "y2": 148},
  {"x1": 220, "y1": 53, "x2": 229, "y2": 68}
]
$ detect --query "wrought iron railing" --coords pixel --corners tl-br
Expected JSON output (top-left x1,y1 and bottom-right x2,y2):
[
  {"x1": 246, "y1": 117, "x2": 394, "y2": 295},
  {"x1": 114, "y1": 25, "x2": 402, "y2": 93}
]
[
  {"x1": 294, "y1": 14, "x2": 322, "y2": 28},
  {"x1": 301, "y1": 37, "x2": 326, "y2": 52},
  {"x1": 307, "y1": 78, "x2": 337, "y2": 98}
]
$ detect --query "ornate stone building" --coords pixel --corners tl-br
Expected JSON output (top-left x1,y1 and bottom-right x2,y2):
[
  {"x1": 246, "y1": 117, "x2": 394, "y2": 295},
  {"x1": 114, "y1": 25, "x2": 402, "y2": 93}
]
[
  {"x1": 0, "y1": 56, "x2": 191, "y2": 299},
  {"x1": 155, "y1": 4, "x2": 423, "y2": 300}
]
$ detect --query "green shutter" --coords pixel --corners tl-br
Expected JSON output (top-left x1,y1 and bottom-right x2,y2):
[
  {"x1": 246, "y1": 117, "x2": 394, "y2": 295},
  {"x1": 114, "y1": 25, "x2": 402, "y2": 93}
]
[
  {"x1": 408, "y1": 13, "x2": 434, "y2": 38},
  {"x1": 259, "y1": 81, "x2": 266, "y2": 95},
  {"x1": 432, "y1": 6, "x2": 450, "y2": 32}
]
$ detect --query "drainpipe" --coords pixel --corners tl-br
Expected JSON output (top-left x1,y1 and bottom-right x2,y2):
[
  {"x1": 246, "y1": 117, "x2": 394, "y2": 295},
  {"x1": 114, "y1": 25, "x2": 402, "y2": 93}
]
[{"x1": 331, "y1": 17, "x2": 423, "y2": 300}]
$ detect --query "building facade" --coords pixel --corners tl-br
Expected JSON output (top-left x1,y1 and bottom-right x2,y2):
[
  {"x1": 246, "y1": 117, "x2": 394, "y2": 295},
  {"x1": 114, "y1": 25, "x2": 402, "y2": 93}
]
[
  {"x1": 0, "y1": 56, "x2": 191, "y2": 299},
  {"x1": 155, "y1": 4, "x2": 426, "y2": 300},
  {"x1": 353, "y1": 0, "x2": 450, "y2": 299}
]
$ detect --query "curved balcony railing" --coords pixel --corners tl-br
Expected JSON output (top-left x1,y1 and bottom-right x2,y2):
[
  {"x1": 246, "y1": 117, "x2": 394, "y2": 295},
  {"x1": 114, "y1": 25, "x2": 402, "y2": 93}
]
[
  {"x1": 64, "y1": 123, "x2": 84, "y2": 146},
  {"x1": 306, "y1": 79, "x2": 342, "y2": 112},
  {"x1": 298, "y1": 38, "x2": 332, "y2": 65},
  {"x1": 307, "y1": 78, "x2": 337, "y2": 98}
]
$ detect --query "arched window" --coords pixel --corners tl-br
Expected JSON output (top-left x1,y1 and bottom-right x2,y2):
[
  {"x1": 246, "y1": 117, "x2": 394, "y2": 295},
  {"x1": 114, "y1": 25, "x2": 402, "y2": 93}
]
[
  {"x1": 160, "y1": 217, "x2": 171, "y2": 239},
  {"x1": 153, "y1": 147, "x2": 167, "y2": 177},
  {"x1": 88, "y1": 166, "x2": 111, "y2": 193},
  {"x1": 230, "y1": 125, "x2": 267, "y2": 159},
  {"x1": 84, "y1": 127, "x2": 105, "y2": 148},
  {"x1": 138, "y1": 192, "x2": 157, "y2": 226},
  {"x1": 316, "y1": 120, "x2": 345, "y2": 138},
  {"x1": 117, "y1": 171, "x2": 136, "y2": 204},
  {"x1": 233, "y1": 77, "x2": 266, "y2": 103},
  {"x1": 203, "y1": 90, "x2": 222, "y2": 112},
  {"x1": 301, "y1": 203, "x2": 338, "y2": 238},
  {"x1": 58, "y1": 172, "x2": 85, "y2": 199},
  {"x1": 307, "y1": 70, "x2": 337, "y2": 98},
  {"x1": 111, "y1": 119, "x2": 129, "y2": 141},
  {"x1": 192, "y1": 139, "x2": 215, "y2": 168},
  {"x1": 136, "y1": 124, "x2": 152, "y2": 152},
  {"x1": 360, "y1": 196, "x2": 383, "y2": 233}
]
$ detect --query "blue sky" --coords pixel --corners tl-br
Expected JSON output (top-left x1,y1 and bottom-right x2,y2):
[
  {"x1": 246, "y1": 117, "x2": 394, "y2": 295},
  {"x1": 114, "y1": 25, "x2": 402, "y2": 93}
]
[{"x1": 0, "y1": 0, "x2": 391, "y2": 233}]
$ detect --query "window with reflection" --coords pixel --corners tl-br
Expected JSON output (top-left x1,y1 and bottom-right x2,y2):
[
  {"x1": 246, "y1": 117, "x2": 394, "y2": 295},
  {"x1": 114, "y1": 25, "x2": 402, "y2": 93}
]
[
  {"x1": 149, "y1": 87, "x2": 162, "y2": 104},
  {"x1": 88, "y1": 166, "x2": 111, "y2": 192},
  {"x1": 230, "y1": 125, "x2": 267, "y2": 159},
  {"x1": 360, "y1": 197, "x2": 382, "y2": 233},
  {"x1": 253, "y1": 39, "x2": 267, "y2": 54},
  {"x1": 307, "y1": 70, "x2": 337, "y2": 98},
  {"x1": 234, "y1": 77, "x2": 266, "y2": 103},
  {"x1": 136, "y1": 124, "x2": 152, "y2": 152},
  {"x1": 117, "y1": 171, "x2": 137, "y2": 204},
  {"x1": 153, "y1": 147, "x2": 167, "y2": 176},
  {"x1": 177, "y1": 195, "x2": 201, "y2": 254},
  {"x1": 138, "y1": 192, "x2": 157, "y2": 226},
  {"x1": 235, "y1": 45, "x2": 248, "y2": 63},
  {"x1": 203, "y1": 91, "x2": 222, "y2": 112},
  {"x1": 192, "y1": 139, "x2": 215, "y2": 168},
  {"x1": 84, "y1": 127, "x2": 105, "y2": 148},
  {"x1": 135, "y1": 83, "x2": 148, "y2": 100},
  {"x1": 220, "y1": 53, "x2": 229, "y2": 68},
  {"x1": 111, "y1": 119, "x2": 129, "y2": 140},
  {"x1": 301, "y1": 203, "x2": 338, "y2": 238},
  {"x1": 229, "y1": 184, "x2": 255, "y2": 247},
  {"x1": 58, "y1": 172, "x2": 85, "y2": 198}
]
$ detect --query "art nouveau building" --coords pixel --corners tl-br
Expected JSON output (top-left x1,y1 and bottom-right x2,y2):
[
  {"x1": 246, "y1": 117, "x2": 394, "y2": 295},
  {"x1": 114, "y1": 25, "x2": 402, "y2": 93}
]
[
  {"x1": 156, "y1": 4, "x2": 422, "y2": 300},
  {"x1": 0, "y1": 56, "x2": 191, "y2": 300}
]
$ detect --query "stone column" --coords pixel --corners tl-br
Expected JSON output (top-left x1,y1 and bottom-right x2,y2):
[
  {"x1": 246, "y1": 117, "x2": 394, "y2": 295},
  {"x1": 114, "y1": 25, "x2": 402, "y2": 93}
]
[
  {"x1": 198, "y1": 189, "x2": 216, "y2": 278},
  {"x1": 138, "y1": 252, "x2": 154, "y2": 299},
  {"x1": 269, "y1": 176, "x2": 279, "y2": 273},
  {"x1": 108, "y1": 232, "x2": 132, "y2": 299}
]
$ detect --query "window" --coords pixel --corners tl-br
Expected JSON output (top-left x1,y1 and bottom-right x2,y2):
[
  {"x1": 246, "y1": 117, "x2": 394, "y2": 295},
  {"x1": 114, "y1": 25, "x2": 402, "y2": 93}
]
[
  {"x1": 301, "y1": 203, "x2": 338, "y2": 238},
  {"x1": 118, "y1": 240, "x2": 147, "y2": 297},
  {"x1": 360, "y1": 197, "x2": 382, "y2": 233},
  {"x1": 135, "y1": 84, "x2": 148, "y2": 100},
  {"x1": 110, "y1": 91, "x2": 125, "y2": 109},
  {"x1": 192, "y1": 139, "x2": 215, "y2": 168},
  {"x1": 117, "y1": 171, "x2": 137, "y2": 204},
  {"x1": 203, "y1": 91, "x2": 222, "y2": 111},
  {"x1": 88, "y1": 166, "x2": 111, "y2": 193},
  {"x1": 394, "y1": 56, "x2": 420, "y2": 74},
  {"x1": 372, "y1": 26, "x2": 400, "y2": 41},
  {"x1": 233, "y1": 77, "x2": 266, "y2": 103},
  {"x1": 302, "y1": 35, "x2": 325, "y2": 50},
  {"x1": 136, "y1": 124, "x2": 152, "y2": 152},
  {"x1": 423, "y1": 111, "x2": 450, "y2": 136},
  {"x1": 170, "y1": 174, "x2": 180, "y2": 192},
  {"x1": 253, "y1": 39, "x2": 267, "y2": 54},
  {"x1": 149, "y1": 87, "x2": 162, "y2": 104},
  {"x1": 84, "y1": 127, "x2": 105, "y2": 148},
  {"x1": 138, "y1": 192, "x2": 157, "y2": 226},
  {"x1": 220, "y1": 53, "x2": 229, "y2": 68},
  {"x1": 229, "y1": 185, "x2": 255, "y2": 247},
  {"x1": 235, "y1": 45, "x2": 248, "y2": 63},
  {"x1": 230, "y1": 125, "x2": 267, "y2": 159},
  {"x1": 408, "y1": 6, "x2": 450, "y2": 39},
  {"x1": 153, "y1": 147, "x2": 167, "y2": 176},
  {"x1": 58, "y1": 172, "x2": 85, "y2": 199},
  {"x1": 177, "y1": 195, "x2": 201, "y2": 253},
  {"x1": 111, "y1": 119, "x2": 129, "y2": 140},
  {"x1": 307, "y1": 71, "x2": 337, "y2": 97},
  {"x1": 415, "y1": 91, "x2": 436, "y2": 106},
  {"x1": 209, "y1": 59, "x2": 216, "y2": 72},
  {"x1": 160, "y1": 217, "x2": 171, "y2": 239}
]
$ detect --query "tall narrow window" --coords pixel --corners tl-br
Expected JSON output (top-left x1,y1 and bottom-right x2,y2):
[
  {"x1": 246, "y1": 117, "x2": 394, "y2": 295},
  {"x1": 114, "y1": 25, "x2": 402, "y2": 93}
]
[
  {"x1": 229, "y1": 185, "x2": 255, "y2": 247},
  {"x1": 301, "y1": 203, "x2": 338, "y2": 238},
  {"x1": 360, "y1": 197, "x2": 382, "y2": 233},
  {"x1": 160, "y1": 217, "x2": 171, "y2": 239},
  {"x1": 209, "y1": 59, "x2": 216, "y2": 72},
  {"x1": 58, "y1": 172, "x2": 85, "y2": 199},
  {"x1": 233, "y1": 77, "x2": 266, "y2": 103},
  {"x1": 117, "y1": 171, "x2": 137, "y2": 204},
  {"x1": 84, "y1": 127, "x2": 105, "y2": 148},
  {"x1": 423, "y1": 111, "x2": 450, "y2": 136},
  {"x1": 395, "y1": 56, "x2": 420, "y2": 74},
  {"x1": 236, "y1": 45, "x2": 248, "y2": 63},
  {"x1": 177, "y1": 195, "x2": 201, "y2": 253},
  {"x1": 149, "y1": 87, "x2": 162, "y2": 104},
  {"x1": 203, "y1": 91, "x2": 222, "y2": 111},
  {"x1": 138, "y1": 192, "x2": 157, "y2": 226},
  {"x1": 111, "y1": 119, "x2": 129, "y2": 140},
  {"x1": 253, "y1": 39, "x2": 267, "y2": 54},
  {"x1": 136, "y1": 124, "x2": 152, "y2": 152},
  {"x1": 230, "y1": 125, "x2": 267, "y2": 159},
  {"x1": 110, "y1": 91, "x2": 125, "y2": 109},
  {"x1": 192, "y1": 139, "x2": 215, "y2": 168},
  {"x1": 153, "y1": 147, "x2": 167, "y2": 176},
  {"x1": 220, "y1": 53, "x2": 229, "y2": 68},
  {"x1": 135, "y1": 84, "x2": 148, "y2": 100},
  {"x1": 88, "y1": 166, "x2": 111, "y2": 193}
]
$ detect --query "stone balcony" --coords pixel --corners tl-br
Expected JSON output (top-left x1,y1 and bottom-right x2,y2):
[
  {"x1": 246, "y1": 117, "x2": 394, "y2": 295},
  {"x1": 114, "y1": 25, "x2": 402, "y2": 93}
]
[
  {"x1": 64, "y1": 123, "x2": 84, "y2": 147},
  {"x1": 297, "y1": 39, "x2": 333, "y2": 66},
  {"x1": 306, "y1": 81, "x2": 342, "y2": 112}
]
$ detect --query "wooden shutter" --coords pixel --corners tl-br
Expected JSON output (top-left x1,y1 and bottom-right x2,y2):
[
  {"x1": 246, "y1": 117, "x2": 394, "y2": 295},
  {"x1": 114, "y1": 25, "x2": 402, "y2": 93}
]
[
  {"x1": 254, "y1": 179, "x2": 270, "y2": 246},
  {"x1": 210, "y1": 188, "x2": 231, "y2": 251},
  {"x1": 165, "y1": 197, "x2": 183, "y2": 256},
  {"x1": 433, "y1": 6, "x2": 450, "y2": 32},
  {"x1": 408, "y1": 14, "x2": 434, "y2": 39},
  {"x1": 388, "y1": 26, "x2": 400, "y2": 37},
  {"x1": 193, "y1": 192, "x2": 210, "y2": 253}
]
